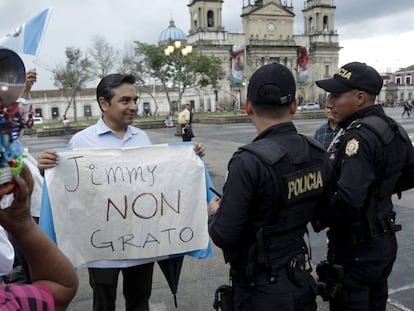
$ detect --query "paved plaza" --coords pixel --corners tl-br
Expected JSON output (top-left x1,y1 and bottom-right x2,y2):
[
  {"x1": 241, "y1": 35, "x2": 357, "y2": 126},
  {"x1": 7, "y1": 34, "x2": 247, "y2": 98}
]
[{"x1": 21, "y1": 108, "x2": 413, "y2": 310}]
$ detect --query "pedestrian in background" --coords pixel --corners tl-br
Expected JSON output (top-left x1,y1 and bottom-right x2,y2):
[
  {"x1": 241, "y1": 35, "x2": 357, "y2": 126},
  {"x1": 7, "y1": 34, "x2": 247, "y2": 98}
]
[
  {"x1": 178, "y1": 103, "x2": 194, "y2": 141},
  {"x1": 63, "y1": 116, "x2": 70, "y2": 135},
  {"x1": 402, "y1": 100, "x2": 411, "y2": 118},
  {"x1": 314, "y1": 95, "x2": 342, "y2": 153}
]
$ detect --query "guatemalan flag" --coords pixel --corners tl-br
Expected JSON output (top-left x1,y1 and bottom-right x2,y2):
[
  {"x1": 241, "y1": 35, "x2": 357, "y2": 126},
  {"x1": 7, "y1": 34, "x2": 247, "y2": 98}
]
[{"x1": 0, "y1": 8, "x2": 52, "y2": 56}]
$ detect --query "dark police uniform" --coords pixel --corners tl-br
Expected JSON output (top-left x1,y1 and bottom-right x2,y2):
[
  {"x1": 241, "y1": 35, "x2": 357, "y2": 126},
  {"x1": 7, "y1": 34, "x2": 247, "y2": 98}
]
[
  {"x1": 209, "y1": 122, "x2": 335, "y2": 311},
  {"x1": 327, "y1": 104, "x2": 414, "y2": 310}
]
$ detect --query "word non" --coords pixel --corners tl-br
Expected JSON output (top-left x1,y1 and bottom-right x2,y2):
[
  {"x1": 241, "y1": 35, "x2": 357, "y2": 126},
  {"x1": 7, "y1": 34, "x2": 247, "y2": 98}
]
[{"x1": 106, "y1": 190, "x2": 181, "y2": 221}]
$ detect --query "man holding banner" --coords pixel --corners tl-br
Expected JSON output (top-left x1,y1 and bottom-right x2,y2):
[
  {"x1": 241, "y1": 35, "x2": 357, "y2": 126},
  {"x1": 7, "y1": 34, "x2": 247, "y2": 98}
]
[{"x1": 38, "y1": 74, "x2": 208, "y2": 311}]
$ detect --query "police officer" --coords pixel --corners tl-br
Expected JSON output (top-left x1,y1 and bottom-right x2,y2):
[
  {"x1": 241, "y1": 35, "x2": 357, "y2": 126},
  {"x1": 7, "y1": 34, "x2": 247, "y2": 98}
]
[
  {"x1": 208, "y1": 63, "x2": 335, "y2": 311},
  {"x1": 316, "y1": 62, "x2": 414, "y2": 310}
]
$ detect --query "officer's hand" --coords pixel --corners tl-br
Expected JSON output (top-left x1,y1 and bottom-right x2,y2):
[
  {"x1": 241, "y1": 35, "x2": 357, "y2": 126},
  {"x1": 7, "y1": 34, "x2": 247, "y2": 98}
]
[
  {"x1": 193, "y1": 142, "x2": 205, "y2": 157},
  {"x1": 208, "y1": 197, "x2": 220, "y2": 215}
]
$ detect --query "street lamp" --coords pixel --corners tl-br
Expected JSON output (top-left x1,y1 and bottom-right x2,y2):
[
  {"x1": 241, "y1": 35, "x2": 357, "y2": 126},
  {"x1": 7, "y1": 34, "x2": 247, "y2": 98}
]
[
  {"x1": 163, "y1": 40, "x2": 193, "y2": 135},
  {"x1": 164, "y1": 41, "x2": 193, "y2": 56},
  {"x1": 163, "y1": 41, "x2": 193, "y2": 106}
]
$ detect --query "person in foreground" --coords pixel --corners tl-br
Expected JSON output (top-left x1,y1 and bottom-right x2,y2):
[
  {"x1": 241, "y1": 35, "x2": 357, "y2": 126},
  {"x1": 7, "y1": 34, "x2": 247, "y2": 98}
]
[
  {"x1": 208, "y1": 63, "x2": 335, "y2": 310},
  {"x1": 0, "y1": 165, "x2": 78, "y2": 310},
  {"x1": 7, "y1": 68, "x2": 45, "y2": 285},
  {"x1": 38, "y1": 74, "x2": 205, "y2": 311},
  {"x1": 316, "y1": 62, "x2": 414, "y2": 310}
]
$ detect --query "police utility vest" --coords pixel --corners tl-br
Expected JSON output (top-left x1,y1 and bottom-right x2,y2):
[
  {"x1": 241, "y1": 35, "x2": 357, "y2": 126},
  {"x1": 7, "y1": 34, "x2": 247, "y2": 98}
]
[
  {"x1": 232, "y1": 134, "x2": 328, "y2": 276},
  {"x1": 339, "y1": 115, "x2": 407, "y2": 244}
]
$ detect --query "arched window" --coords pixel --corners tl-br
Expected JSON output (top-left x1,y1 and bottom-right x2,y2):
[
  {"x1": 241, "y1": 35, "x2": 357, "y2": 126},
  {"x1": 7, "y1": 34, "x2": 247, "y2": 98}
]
[
  {"x1": 207, "y1": 10, "x2": 214, "y2": 27},
  {"x1": 309, "y1": 17, "x2": 314, "y2": 32},
  {"x1": 323, "y1": 16, "x2": 329, "y2": 31}
]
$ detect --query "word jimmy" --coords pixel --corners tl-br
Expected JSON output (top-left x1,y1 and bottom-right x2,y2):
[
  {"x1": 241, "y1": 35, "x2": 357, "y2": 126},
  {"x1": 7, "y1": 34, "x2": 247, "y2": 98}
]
[{"x1": 64, "y1": 156, "x2": 157, "y2": 192}]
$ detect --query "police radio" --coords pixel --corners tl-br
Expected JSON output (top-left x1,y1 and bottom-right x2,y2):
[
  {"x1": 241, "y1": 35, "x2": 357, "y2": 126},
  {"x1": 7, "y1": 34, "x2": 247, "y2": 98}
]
[{"x1": 0, "y1": 48, "x2": 33, "y2": 196}]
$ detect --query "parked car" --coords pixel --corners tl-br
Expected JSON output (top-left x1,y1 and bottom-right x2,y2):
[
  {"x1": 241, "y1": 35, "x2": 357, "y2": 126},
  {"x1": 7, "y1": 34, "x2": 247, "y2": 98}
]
[
  {"x1": 298, "y1": 103, "x2": 320, "y2": 111},
  {"x1": 33, "y1": 117, "x2": 44, "y2": 124}
]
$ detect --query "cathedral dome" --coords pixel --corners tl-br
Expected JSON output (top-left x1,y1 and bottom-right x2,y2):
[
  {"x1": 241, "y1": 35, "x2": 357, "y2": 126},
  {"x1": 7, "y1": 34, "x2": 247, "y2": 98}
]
[{"x1": 158, "y1": 20, "x2": 187, "y2": 46}]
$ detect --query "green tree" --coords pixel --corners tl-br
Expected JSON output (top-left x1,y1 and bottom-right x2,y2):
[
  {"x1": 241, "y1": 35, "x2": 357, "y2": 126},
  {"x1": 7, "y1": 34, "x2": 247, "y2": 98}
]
[
  {"x1": 135, "y1": 42, "x2": 224, "y2": 114},
  {"x1": 53, "y1": 47, "x2": 94, "y2": 121}
]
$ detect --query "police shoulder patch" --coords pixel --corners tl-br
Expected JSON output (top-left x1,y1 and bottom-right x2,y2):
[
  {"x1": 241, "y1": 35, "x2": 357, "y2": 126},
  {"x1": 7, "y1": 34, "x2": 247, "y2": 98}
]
[{"x1": 345, "y1": 138, "x2": 359, "y2": 156}]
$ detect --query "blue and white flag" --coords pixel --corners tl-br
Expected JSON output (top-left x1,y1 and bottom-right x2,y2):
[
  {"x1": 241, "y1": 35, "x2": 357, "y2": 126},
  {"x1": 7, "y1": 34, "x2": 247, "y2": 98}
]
[{"x1": 0, "y1": 8, "x2": 52, "y2": 56}]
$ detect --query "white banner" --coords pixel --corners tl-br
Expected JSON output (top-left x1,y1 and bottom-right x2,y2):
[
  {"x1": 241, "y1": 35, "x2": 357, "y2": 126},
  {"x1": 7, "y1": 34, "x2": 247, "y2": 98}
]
[{"x1": 45, "y1": 145, "x2": 208, "y2": 267}]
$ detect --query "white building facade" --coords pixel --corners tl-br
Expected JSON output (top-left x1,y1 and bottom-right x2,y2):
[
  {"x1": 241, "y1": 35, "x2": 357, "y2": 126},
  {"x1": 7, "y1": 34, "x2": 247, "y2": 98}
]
[{"x1": 32, "y1": 0, "x2": 341, "y2": 122}]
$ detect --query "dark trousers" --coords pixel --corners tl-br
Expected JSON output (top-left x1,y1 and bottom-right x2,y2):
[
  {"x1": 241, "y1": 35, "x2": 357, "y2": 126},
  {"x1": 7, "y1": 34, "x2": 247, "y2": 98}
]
[
  {"x1": 231, "y1": 268, "x2": 317, "y2": 311},
  {"x1": 180, "y1": 124, "x2": 193, "y2": 142},
  {"x1": 329, "y1": 234, "x2": 397, "y2": 311},
  {"x1": 89, "y1": 262, "x2": 154, "y2": 311}
]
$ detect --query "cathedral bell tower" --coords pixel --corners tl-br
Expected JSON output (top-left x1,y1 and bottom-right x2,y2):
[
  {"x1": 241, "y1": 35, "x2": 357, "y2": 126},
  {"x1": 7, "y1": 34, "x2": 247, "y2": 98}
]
[
  {"x1": 302, "y1": 0, "x2": 336, "y2": 35},
  {"x1": 188, "y1": 0, "x2": 224, "y2": 35},
  {"x1": 302, "y1": 0, "x2": 340, "y2": 105}
]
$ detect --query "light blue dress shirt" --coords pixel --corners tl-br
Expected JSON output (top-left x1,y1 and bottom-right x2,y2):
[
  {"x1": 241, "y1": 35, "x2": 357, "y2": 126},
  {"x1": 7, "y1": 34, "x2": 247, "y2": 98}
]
[{"x1": 69, "y1": 117, "x2": 151, "y2": 149}]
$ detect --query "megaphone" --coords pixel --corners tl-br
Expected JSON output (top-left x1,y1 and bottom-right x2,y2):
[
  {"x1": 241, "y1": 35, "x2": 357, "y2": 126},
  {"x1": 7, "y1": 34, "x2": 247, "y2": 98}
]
[
  {"x1": 0, "y1": 48, "x2": 29, "y2": 196},
  {"x1": 0, "y1": 48, "x2": 26, "y2": 108}
]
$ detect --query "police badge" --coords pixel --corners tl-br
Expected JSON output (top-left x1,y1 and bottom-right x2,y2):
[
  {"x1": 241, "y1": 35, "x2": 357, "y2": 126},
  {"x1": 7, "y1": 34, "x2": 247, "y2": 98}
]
[{"x1": 345, "y1": 138, "x2": 359, "y2": 156}]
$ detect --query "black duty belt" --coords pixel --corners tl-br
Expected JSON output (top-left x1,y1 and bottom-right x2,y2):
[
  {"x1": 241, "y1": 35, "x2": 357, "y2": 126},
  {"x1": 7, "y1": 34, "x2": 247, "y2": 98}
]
[{"x1": 230, "y1": 267, "x2": 289, "y2": 286}]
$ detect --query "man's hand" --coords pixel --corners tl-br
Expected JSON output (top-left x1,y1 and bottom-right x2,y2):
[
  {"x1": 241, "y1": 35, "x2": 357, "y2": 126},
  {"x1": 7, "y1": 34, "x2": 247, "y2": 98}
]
[
  {"x1": 208, "y1": 197, "x2": 220, "y2": 215},
  {"x1": 21, "y1": 69, "x2": 37, "y2": 99},
  {"x1": 38, "y1": 149, "x2": 59, "y2": 172},
  {"x1": 194, "y1": 142, "x2": 205, "y2": 157}
]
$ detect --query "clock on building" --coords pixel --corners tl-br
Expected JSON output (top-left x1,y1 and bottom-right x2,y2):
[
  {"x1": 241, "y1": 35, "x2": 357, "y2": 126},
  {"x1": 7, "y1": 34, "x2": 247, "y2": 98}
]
[{"x1": 267, "y1": 22, "x2": 275, "y2": 31}]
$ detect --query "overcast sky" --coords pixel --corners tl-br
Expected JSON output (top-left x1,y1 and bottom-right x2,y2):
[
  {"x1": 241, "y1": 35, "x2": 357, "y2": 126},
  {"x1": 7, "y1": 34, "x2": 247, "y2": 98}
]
[{"x1": 1, "y1": 0, "x2": 413, "y2": 90}]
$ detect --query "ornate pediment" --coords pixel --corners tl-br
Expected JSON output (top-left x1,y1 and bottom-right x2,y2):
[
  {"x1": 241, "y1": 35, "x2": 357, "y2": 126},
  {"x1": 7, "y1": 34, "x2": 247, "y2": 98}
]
[
  {"x1": 263, "y1": 2, "x2": 293, "y2": 16},
  {"x1": 246, "y1": 1, "x2": 294, "y2": 17}
]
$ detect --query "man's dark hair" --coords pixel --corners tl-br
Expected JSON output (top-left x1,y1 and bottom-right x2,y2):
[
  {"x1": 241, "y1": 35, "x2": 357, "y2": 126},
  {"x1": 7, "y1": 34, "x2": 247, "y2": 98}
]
[{"x1": 96, "y1": 74, "x2": 136, "y2": 110}]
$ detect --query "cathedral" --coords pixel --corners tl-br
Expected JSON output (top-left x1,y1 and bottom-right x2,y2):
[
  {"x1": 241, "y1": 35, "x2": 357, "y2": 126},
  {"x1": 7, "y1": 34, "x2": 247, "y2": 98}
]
[
  {"x1": 31, "y1": 0, "x2": 340, "y2": 121},
  {"x1": 182, "y1": 0, "x2": 340, "y2": 110}
]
